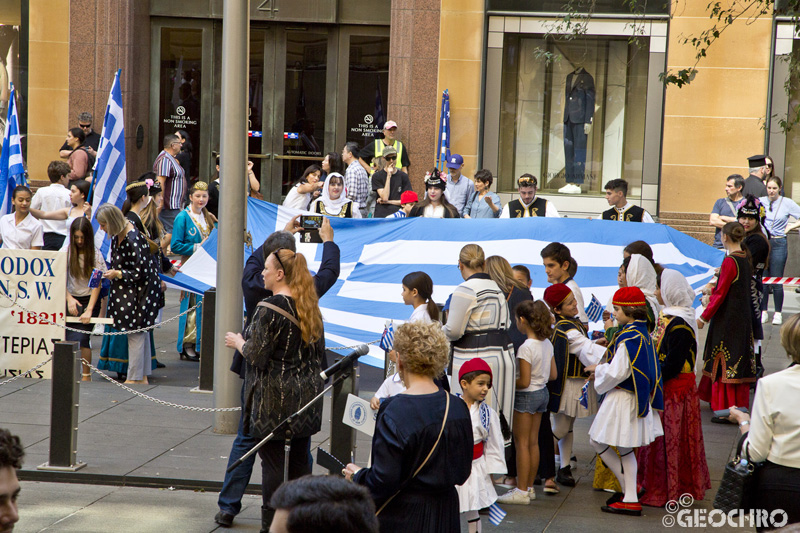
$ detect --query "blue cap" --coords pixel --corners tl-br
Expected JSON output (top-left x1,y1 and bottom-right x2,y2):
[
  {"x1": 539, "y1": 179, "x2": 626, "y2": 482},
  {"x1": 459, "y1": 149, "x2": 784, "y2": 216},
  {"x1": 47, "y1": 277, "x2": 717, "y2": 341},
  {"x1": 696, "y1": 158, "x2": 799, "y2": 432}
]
[{"x1": 446, "y1": 154, "x2": 463, "y2": 169}]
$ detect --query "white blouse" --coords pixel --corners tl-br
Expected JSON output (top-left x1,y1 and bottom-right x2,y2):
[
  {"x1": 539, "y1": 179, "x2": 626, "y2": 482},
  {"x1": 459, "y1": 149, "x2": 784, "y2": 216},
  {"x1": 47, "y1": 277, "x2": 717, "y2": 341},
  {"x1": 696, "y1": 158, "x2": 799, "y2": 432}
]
[{"x1": 744, "y1": 365, "x2": 800, "y2": 468}]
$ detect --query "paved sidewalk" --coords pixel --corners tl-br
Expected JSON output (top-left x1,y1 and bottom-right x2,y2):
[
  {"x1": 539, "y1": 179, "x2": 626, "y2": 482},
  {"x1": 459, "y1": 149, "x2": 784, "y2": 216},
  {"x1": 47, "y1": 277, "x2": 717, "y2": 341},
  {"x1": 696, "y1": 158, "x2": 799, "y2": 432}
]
[{"x1": 4, "y1": 289, "x2": 798, "y2": 532}]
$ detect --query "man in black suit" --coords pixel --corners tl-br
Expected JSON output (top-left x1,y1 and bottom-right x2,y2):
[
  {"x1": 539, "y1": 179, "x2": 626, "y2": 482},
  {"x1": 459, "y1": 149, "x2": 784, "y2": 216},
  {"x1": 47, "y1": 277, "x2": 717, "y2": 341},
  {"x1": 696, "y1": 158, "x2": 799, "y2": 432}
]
[
  {"x1": 561, "y1": 67, "x2": 595, "y2": 194},
  {"x1": 743, "y1": 155, "x2": 769, "y2": 199}
]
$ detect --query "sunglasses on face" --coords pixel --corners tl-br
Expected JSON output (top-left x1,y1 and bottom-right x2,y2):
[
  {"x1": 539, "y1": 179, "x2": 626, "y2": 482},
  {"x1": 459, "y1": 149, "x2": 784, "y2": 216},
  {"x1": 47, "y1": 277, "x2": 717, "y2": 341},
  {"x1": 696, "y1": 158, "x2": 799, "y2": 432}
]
[
  {"x1": 79, "y1": 124, "x2": 91, "y2": 129},
  {"x1": 272, "y1": 248, "x2": 286, "y2": 271},
  {"x1": 385, "y1": 155, "x2": 397, "y2": 161}
]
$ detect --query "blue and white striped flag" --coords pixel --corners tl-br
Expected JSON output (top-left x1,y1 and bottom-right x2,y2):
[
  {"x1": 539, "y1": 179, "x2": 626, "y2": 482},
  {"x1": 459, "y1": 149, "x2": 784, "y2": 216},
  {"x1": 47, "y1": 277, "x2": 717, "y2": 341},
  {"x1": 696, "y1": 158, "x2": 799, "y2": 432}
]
[
  {"x1": 379, "y1": 321, "x2": 394, "y2": 352},
  {"x1": 0, "y1": 83, "x2": 26, "y2": 216},
  {"x1": 585, "y1": 294, "x2": 605, "y2": 323},
  {"x1": 436, "y1": 89, "x2": 450, "y2": 173},
  {"x1": 488, "y1": 502, "x2": 507, "y2": 526},
  {"x1": 90, "y1": 69, "x2": 127, "y2": 258}
]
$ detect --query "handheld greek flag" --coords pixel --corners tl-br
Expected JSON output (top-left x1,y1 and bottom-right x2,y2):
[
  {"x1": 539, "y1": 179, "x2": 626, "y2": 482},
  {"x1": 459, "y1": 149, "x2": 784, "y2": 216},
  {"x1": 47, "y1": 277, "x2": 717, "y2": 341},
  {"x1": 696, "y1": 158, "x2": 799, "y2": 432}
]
[
  {"x1": 0, "y1": 83, "x2": 26, "y2": 216},
  {"x1": 488, "y1": 502, "x2": 506, "y2": 526},
  {"x1": 585, "y1": 294, "x2": 604, "y2": 323},
  {"x1": 90, "y1": 69, "x2": 128, "y2": 258},
  {"x1": 436, "y1": 89, "x2": 450, "y2": 173},
  {"x1": 379, "y1": 321, "x2": 394, "y2": 351},
  {"x1": 579, "y1": 380, "x2": 590, "y2": 410}
]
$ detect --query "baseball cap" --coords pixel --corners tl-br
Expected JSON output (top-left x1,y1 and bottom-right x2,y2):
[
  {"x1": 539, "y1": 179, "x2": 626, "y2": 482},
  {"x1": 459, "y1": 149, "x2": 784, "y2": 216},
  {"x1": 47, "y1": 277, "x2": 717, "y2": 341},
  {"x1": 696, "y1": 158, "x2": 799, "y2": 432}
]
[
  {"x1": 382, "y1": 146, "x2": 397, "y2": 158},
  {"x1": 383, "y1": 120, "x2": 398, "y2": 130},
  {"x1": 446, "y1": 154, "x2": 464, "y2": 169},
  {"x1": 400, "y1": 191, "x2": 418, "y2": 205}
]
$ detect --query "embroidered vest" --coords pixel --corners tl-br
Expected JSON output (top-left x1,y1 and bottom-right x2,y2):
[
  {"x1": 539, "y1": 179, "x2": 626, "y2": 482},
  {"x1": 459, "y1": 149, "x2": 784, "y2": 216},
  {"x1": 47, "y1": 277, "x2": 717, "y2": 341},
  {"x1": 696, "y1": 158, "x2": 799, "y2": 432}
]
[
  {"x1": 602, "y1": 205, "x2": 645, "y2": 222},
  {"x1": 608, "y1": 320, "x2": 663, "y2": 417},
  {"x1": 315, "y1": 201, "x2": 353, "y2": 218},
  {"x1": 508, "y1": 197, "x2": 548, "y2": 218},
  {"x1": 547, "y1": 317, "x2": 588, "y2": 412}
]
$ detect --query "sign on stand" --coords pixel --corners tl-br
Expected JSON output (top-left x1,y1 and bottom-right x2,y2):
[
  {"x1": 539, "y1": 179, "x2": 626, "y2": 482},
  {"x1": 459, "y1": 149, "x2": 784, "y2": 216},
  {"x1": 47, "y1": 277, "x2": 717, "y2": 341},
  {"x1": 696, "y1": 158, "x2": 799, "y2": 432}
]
[{"x1": 0, "y1": 250, "x2": 66, "y2": 379}]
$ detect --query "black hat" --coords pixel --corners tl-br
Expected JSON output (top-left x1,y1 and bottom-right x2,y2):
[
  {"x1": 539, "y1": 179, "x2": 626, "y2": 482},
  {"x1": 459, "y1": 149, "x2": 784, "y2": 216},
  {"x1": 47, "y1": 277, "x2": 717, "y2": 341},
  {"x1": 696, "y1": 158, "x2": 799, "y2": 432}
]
[
  {"x1": 748, "y1": 155, "x2": 767, "y2": 168},
  {"x1": 424, "y1": 168, "x2": 447, "y2": 190},
  {"x1": 737, "y1": 194, "x2": 765, "y2": 223}
]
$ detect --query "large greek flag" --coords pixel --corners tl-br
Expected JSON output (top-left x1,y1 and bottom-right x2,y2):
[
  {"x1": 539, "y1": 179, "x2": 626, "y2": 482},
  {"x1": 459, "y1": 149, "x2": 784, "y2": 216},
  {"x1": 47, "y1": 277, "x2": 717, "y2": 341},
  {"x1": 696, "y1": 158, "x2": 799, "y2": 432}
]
[
  {"x1": 168, "y1": 200, "x2": 724, "y2": 369},
  {"x1": 90, "y1": 69, "x2": 127, "y2": 257},
  {"x1": 0, "y1": 83, "x2": 26, "y2": 216}
]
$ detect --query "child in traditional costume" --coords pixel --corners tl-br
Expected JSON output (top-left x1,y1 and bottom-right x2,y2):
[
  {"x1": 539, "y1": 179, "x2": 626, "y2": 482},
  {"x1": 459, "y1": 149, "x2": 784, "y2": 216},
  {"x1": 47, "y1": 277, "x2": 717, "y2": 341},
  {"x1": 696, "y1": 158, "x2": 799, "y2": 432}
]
[
  {"x1": 585, "y1": 287, "x2": 664, "y2": 516},
  {"x1": 456, "y1": 358, "x2": 507, "y2": 532}
]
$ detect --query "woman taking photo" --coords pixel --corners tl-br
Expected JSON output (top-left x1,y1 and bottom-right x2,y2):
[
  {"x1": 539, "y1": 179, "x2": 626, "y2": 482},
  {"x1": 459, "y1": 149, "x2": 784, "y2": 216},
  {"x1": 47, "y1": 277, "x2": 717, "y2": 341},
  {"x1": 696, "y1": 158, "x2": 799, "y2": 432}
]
[
  {"x1": 309, "y1": 172, "x2": 361, "y2": 218},
  {"x1": 729, "y1": 313, "x2": 800, "y2": 531},
  {"x1": 409, "y1": 169, "x2": 460, "y2": 218},
  {"x1": 64, "y1": 218, "x2": 106, "y2": 382},
  {"x1": 697, "y1": 222, "x2": 757, "y2": 414},
  {"x1": 224, "y1": 248, "x2": 325, "y2": 531},
  {"x1": 443, "y1": 244, "x2": 515, "y2": 419},
  {"x1": 344, "y1": 321, "x2": 472, "y2": 532},
  {"x1": 760, "y1": 177, "x2": 800, "y2": 325},
  {"x1": 172, "y1": 181, "x2": 215, "y2": 361},
  {"x1": 463, "y1": 170, "x2": 502, "y2": 219},
  {"x1": 95, "y1": 204, "x2": 161, "y2": 385},
  {"x1": 283, "y1": 164, "x2": 323, "y2": 211}
]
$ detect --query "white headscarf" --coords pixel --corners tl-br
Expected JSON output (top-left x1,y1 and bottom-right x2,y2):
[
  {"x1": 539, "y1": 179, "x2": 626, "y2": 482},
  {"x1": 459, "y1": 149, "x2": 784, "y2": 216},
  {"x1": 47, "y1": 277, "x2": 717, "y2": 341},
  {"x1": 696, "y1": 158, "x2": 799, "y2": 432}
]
[
  {"x1": 625, "y1": 254, "x2": 661, "y2": 315},
  {"x1": 659, "y1": 268, "x2": 699, "y2": 339},
  {"x1": 319, "y1": 172, "x2": 351, "y2": 215}
]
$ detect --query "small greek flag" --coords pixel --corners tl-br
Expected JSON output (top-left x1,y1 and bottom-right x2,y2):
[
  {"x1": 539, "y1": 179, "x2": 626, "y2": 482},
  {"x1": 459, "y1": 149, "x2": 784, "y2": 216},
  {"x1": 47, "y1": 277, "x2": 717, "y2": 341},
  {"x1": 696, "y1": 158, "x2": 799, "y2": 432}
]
[
  {"x1": 90, "y1": 69, "x2": 128, "y2": 259},
  {"x1": 488, "y1": 502, "x2": 506, "y2": 526},
  {"x1": 379, "y1": 321, "x2": 394, "y2": 352},
  {"x1": 436, "y1": 89, "x2": 450, "y2": 173},
  {"x1": 585, "y1": 294, "x2": 604, "y2": 323},
  {"x1": 579, "y1": 380, "x2": 590, "y2": 410},
  {"x1": 0, "y1": 83, "x2": 26, "y2": 216}
]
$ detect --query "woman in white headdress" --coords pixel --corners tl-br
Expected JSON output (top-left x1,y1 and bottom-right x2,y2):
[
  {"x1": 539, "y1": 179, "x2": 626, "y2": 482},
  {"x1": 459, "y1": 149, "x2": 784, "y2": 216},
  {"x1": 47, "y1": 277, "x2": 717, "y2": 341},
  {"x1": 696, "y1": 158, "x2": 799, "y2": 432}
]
[{"x1": 309, "y1": 172, "x2": 361, "y2": 218}]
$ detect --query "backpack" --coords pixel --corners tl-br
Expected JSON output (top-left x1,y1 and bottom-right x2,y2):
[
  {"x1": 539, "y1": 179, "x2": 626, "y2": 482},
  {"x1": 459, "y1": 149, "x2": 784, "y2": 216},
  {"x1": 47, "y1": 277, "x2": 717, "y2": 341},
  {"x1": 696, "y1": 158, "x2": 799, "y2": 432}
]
[{"x1": 80, "y1": 146, "x2": 96, "y2": 175}]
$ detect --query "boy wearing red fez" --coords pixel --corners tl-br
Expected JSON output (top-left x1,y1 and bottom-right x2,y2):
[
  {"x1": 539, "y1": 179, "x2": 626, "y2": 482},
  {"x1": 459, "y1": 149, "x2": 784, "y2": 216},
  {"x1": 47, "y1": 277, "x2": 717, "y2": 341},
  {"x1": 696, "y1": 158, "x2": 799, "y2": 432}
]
[
  {"x1": 542, "y1": 283, "x2": 606, "y2": 487},
  {"x1": 455, "y1": 358, "x2": 507, "y2": 532},
  {"x1": 584, "y1": 287, "x2": 664, "y2": 516}
]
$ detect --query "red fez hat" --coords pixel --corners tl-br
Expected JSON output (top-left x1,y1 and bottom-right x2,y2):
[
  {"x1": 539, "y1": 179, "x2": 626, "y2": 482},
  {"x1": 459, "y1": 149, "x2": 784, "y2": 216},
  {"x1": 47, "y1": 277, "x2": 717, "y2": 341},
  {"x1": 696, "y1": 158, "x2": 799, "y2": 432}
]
[
  {"x1": 543, "y1": 283, "x2": 572, "y2": 309},
  {"x1": 400, "y1": 190, "x2": 418, "y2": 204},
  {"x1": 458, "y1": 358, "x2": 492, "y2": 382},
  {"x1": 612, "y1": 286, "x2": 647, "y2": 307}
]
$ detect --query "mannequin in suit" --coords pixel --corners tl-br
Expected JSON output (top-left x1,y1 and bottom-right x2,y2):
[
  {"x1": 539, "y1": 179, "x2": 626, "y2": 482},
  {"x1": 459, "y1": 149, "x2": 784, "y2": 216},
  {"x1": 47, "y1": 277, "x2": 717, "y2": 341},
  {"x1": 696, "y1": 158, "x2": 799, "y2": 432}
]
[{"x1": 561, "y1": 67, "x2": 595, "y2": 194}]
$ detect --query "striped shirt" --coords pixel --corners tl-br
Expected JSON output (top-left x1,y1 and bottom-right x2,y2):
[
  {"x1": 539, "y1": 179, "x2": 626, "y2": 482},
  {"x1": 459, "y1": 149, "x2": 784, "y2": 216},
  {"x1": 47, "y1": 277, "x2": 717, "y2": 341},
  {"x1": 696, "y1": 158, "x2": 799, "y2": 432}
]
[
  {"x1": 760, "y1": 195, "x2": 800, "y2": 237},
  {"x1": 153, "y1": 150, "x2": 186, "y2": 210}
]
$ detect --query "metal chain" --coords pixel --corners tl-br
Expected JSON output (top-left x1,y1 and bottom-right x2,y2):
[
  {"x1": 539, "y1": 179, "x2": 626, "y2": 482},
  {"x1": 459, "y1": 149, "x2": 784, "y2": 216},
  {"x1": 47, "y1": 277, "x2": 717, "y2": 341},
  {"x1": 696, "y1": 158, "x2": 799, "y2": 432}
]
[
  {"x1": 81, "y1": 358, "x2": 242, "y2": 412},
  {"x1": 0, "y1": 289, "x2": 201, "y2": 336},
  {"x1": 0, "y1": 356, "x2": 54, "y2": 387}
]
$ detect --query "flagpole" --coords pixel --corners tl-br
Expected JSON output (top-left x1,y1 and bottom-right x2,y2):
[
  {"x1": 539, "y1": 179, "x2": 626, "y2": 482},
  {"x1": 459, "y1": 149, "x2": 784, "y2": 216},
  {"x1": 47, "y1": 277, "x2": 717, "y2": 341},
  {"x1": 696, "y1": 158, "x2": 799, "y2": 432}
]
[{"x1": 213, "y1": 0, "x2": 249, "y2": 432}]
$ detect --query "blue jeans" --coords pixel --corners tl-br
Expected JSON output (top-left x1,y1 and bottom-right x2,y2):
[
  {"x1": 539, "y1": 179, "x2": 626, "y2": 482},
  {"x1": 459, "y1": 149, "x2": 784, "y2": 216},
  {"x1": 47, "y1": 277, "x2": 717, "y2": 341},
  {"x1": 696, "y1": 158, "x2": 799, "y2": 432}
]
[
  {"x1": 218, "y1": 382, "x2": 256, "y2": 516},
  {"x1": 762, "y1": 237, "x2": 788, "y2": 312},
  {"x1": 761, "y1": 237, "x2": 789, "y2": 313}
]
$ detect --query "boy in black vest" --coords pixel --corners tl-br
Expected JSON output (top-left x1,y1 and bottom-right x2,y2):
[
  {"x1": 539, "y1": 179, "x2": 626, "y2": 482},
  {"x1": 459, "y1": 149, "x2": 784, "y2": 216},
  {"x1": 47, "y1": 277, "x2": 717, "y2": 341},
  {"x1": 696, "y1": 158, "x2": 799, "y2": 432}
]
[
  {"x1": 500, "y1": 174, "x2": 560, "y2": 218},
  {"x1": 601, "y1": 179, "x2": 654, "y2": 222}
]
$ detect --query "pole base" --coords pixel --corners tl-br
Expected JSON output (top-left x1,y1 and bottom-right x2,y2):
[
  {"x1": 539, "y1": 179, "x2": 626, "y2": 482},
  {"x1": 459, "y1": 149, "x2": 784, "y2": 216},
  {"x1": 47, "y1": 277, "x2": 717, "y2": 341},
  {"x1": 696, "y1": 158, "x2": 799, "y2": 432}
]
[
  {"x1": 190, "y1": 386, "x2": 213, "y2": 395},
  {"x1": 37, "y1": 461, "x2": 87, "y2": 472}
]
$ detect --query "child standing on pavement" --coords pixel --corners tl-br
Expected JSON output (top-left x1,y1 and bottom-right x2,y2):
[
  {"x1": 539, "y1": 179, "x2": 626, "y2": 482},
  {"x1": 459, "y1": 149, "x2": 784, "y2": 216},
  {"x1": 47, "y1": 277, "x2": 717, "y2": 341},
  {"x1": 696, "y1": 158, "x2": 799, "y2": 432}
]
[{"x1": 456, "y1": 358, "x2": 507, "y2": 532}]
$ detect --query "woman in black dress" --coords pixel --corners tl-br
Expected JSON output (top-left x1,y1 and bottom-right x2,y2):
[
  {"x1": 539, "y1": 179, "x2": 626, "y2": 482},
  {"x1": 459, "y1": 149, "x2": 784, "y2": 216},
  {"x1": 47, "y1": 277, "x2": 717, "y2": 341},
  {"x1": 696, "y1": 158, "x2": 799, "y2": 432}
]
[
  {"x1": 96, "y1": 204, "x2": 161, "y2": 385},
  {"x1": 224, "y1": 248, "x2": 325, "y2": 531},
  {"x1": 345, "y1": 321, "x2": 473, "y2": 533}
]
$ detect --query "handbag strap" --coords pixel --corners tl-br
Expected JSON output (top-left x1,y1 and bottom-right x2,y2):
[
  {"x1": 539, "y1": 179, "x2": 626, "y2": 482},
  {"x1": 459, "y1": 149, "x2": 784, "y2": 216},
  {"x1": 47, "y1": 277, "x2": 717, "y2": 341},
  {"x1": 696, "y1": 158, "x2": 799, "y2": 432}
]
[
  {"x1": 376, "y1": 392, "x2": 450, "y2": 515},
  {"x1": 257, "y1": 301, "x2": 300, "y2": 329}
]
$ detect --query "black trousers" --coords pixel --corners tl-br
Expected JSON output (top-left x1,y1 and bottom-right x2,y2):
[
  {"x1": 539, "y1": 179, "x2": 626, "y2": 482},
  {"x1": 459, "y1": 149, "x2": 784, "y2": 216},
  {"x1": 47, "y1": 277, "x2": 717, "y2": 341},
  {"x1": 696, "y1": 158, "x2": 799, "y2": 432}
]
[
  {"x1": 753, "y1": 461, "x2": 800, "y2": 532},
  {"x1": 258, "y1": 435, "x2": 312, "y2": 508},
  {"x1": 42, "y1": 232, "x2": 66, "y2": 251},
  {"x1": 537, "y1": 413, "x2": 556, "y2": 479}
]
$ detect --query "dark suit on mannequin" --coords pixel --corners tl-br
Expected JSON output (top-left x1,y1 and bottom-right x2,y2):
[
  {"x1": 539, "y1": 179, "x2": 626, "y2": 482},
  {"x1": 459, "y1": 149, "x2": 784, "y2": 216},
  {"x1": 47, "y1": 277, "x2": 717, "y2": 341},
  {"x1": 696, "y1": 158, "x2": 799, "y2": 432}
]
[{"x1": 563, "y1": 68, "x2": 595, "y2": 185}]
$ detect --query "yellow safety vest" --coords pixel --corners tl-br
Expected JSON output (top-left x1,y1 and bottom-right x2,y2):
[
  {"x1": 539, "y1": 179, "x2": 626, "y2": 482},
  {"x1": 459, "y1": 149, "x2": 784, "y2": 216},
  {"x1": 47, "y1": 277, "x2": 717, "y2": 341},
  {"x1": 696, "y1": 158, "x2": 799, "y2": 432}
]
[{"x1": 373, "y1": 139, "x2": 404, "y2": 170}]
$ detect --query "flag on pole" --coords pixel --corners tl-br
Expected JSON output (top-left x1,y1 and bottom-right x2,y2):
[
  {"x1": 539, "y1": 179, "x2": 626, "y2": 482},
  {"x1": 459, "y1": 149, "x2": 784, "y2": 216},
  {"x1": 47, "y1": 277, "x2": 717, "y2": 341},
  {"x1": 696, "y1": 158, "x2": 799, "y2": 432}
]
[
  {"x1": 0, "y1": 83, "x2": 26, "y2": 216},
  {"x1": 379, "y1": 320, "x2": 394, "y2": 352},
  {"x1": 374, "y1": 76, "x2": 385, "y2": 132},
  {"x1": 488, "y1": 503, "x2": 507, "y2": 526},
  {"x1": 436, "y1": 89, "x2": 450, "y2": 173},
  {"x1": 90, "y1": 69, "x2": 128, "y2": 258},
  {"x1": 585, "y1": 294, "x2": 605, "y2": 323}
]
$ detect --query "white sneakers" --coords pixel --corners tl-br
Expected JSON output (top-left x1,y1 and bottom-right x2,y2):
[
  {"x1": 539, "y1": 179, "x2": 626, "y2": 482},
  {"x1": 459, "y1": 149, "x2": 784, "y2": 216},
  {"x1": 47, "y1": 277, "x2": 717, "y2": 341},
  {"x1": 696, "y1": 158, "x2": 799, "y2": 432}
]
[
  {"x1": 558, "y1": 184, "x2": 582, "y2": 194},
  {"x1": 773, "y1": 312, "x2": 783, "y2": 325},
  {"x1": 761, "y1": 312, "x2": 770, "y2": 324},
  {"x1": 496, "y1": 488, "x2": 530, "y2": 505}
]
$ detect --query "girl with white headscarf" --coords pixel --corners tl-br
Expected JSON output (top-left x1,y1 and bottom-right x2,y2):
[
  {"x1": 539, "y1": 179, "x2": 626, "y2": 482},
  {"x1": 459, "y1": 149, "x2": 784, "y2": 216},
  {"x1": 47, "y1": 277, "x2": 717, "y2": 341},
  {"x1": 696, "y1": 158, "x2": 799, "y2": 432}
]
[
  {"x1": 309, "y1": 172, "x2": 361, "y2": 218},
  {"x1": 636, "y1": 268, "x2": 710, "y2": 507},
  {"x1": 623, "y1": 254, "x2": 660, "y2": 331}
]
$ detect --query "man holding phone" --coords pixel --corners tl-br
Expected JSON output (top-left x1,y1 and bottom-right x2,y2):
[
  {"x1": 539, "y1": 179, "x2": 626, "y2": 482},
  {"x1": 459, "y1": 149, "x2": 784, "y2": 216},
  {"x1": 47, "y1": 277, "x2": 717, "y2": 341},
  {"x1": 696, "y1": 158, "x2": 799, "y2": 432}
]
[{"x1": 371, "y1": 146, "x2": 412, "y2": 218}]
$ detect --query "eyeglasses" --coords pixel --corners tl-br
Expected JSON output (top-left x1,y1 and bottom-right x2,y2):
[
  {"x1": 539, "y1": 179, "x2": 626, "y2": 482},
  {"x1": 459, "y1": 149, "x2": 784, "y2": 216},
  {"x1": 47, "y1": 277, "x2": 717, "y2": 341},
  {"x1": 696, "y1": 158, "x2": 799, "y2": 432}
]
[
  {"x1": 518, "y1": 177, "x2": 535, "y2": 186},
  {"x1": 79, "y1": 124, "x2": 91, "y2": 129},
  {"x1": 385, "y1": 155, "x2": 397, "y2": 161}
]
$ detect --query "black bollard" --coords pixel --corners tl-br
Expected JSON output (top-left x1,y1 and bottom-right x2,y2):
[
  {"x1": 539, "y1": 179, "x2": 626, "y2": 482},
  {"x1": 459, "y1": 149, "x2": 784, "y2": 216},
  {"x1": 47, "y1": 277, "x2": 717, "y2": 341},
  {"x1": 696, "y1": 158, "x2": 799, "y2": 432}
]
[
  {"x1": 329, "y1": 350, "x2": 358, "y2": 466},
  {"x1": 37, "y1": 341, "x2": 86, "y2": 471},
  {"x1": 195, "y1": 288, "x2": 215, "y2": 393}
]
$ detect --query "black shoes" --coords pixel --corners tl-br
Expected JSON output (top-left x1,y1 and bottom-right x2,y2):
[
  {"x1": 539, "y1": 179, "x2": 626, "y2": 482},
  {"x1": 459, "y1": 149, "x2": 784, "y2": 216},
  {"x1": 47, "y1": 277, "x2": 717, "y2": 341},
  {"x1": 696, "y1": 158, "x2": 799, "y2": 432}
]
[
  {"x1": 155, "y1": 360, "x2": 166, "y2": 369},
  {"x1": 180, "y1": 350, "x2": 200, "y2": 362},
  {"x1": 214, "y1": 511, "x2": 234, "y2": 528},
  {"x1": 556, "y1": 465, "x2": 576, "y2": 487}
]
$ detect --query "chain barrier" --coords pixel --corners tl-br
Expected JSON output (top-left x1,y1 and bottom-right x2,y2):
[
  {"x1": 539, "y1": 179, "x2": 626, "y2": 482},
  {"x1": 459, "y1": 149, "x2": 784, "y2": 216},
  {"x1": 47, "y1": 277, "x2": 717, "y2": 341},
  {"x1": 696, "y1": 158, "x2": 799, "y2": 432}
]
[{"x1": 0, "y1": 356, "x2": 54, "y2": 387}]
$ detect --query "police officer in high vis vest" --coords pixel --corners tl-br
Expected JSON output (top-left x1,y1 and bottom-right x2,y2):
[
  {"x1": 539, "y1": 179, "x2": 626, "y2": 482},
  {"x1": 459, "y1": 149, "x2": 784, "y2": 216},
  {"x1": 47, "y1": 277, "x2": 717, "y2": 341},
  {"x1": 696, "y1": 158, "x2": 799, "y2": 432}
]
[{"x1": 358, "y1": 120, "x2": 410, "y2": 175}]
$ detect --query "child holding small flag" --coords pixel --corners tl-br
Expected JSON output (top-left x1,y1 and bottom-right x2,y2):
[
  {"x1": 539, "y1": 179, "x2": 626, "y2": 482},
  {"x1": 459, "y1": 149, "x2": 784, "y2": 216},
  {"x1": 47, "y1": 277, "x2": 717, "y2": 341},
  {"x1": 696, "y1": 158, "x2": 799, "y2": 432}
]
[{"x1": 455, "y1": 358, "x2": 507, "y2": 532}]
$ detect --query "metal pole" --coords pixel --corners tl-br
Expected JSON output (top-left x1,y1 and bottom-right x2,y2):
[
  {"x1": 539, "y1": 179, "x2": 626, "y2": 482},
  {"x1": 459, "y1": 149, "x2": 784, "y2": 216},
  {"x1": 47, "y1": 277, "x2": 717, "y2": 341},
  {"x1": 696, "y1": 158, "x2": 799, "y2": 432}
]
[
  {"x1": 213, "y1": 0, "x2": 249, "y2": 433},
  {"x1": 330, "y1": 354, "x2": 359, "y2": 466},
  {"x1": 194, "y1": 288, "x2": 216, "y2": 393}
]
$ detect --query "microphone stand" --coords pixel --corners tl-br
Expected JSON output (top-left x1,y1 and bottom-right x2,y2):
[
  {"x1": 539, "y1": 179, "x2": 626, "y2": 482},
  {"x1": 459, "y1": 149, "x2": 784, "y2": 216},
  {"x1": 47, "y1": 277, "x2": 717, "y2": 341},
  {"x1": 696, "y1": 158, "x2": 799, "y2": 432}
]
[{"x1": 226, "y1": 368, "x2": 353, "y2": 481}]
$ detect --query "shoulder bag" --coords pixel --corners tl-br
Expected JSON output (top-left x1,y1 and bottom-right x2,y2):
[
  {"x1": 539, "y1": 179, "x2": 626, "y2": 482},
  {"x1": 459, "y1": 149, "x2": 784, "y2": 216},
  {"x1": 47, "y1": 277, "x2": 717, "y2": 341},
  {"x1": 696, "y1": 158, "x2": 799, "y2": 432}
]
[
  {"x1": 375, "y1": 392, "x2": 451, "y2": 516},
  {"x1": 257, "y1": 301, "x2": 300, "y2": 329},
  {"x1": 713, "y1": 432, "x2": 758, "y2": 513}
]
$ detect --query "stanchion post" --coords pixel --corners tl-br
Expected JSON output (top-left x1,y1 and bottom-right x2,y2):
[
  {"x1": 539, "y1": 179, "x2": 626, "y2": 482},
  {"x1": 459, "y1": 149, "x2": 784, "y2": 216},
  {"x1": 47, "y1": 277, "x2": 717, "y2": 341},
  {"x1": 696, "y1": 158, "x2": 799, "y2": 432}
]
[
  {"x1": 37, "y1": 341, "x2": 86, "y2": 471},
  {"x1": 329, "y1": 351, "x2": 358, "y2": 466},
  {"x1": 194, "y1": 288, "x2": 215, "y2": 393}
]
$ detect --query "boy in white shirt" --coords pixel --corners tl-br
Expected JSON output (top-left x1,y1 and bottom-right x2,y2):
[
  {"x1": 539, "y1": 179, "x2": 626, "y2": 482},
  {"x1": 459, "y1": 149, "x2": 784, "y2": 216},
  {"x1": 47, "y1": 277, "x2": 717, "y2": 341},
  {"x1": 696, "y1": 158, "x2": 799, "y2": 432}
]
[{"x1": 31, "y1": 161, "x2": 71, "y2": 250}]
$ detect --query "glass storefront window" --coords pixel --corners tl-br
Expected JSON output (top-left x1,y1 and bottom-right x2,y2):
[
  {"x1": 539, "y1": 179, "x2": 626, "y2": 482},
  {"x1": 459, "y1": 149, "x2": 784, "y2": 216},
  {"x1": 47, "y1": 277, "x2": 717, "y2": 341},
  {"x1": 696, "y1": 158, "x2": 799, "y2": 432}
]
[
  {"x1": 249, "y1": 30, "x2": 266, "y2": 186},
  {"x1": 487, "y1": 0, "x2": 667, "y2": 15},
  {"x1": 159, "y1": 27, "x2": 202, "y2": 181},
  {"x1": 498, "y1": 34, "x2": 649, "y2": 196},
  {"x1": 783, "y1": 41, "x2": 800, "y2": 198},
  {"x1": 346, "y1": 35, "x2": 389, "y2": 147}
]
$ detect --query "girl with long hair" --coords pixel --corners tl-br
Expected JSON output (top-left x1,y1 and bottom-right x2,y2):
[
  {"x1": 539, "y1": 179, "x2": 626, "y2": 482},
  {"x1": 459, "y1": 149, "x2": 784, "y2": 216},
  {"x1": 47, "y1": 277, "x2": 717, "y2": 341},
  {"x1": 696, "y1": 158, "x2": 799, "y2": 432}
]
[
  {"x1": 172, "y1": 181, "x2": 216, "y2": 360},
  {"x1": 409, "y1": 169, "x2": 460, "y2": 218},
  {"x1": 283, "y1": 164, "x2": 323, "y2": 210},
  {"x1": 224, "y1": 249, "x2": 325, "y2": 531},
  {"x1": 64, "y1": 217, "x2": 106, "y2": 381}
]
